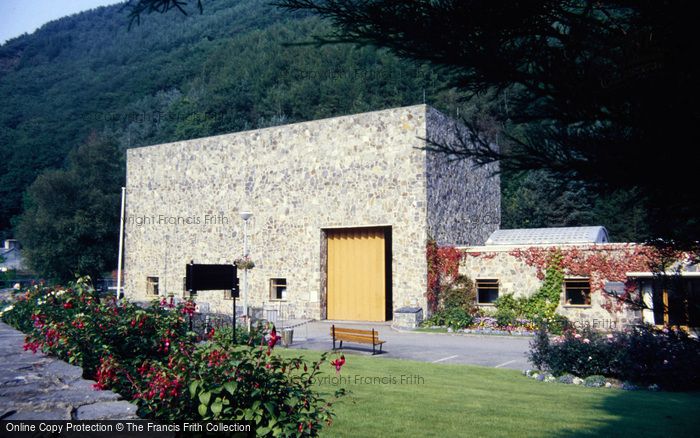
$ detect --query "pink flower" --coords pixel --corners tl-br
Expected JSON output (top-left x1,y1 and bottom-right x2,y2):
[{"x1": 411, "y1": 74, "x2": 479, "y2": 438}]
[
  {"x1": 267, "y1": 328, "x2": 281, "y2": 352},
  {"x1": 583, "y1": 338, "x2": 590, "y2": 344},
  {"x1": 574, "y1": 333, "x2": 582, "y2": 339},
  {"x1": 330, "y1": 355, "x2": 346, "y2": 374}
]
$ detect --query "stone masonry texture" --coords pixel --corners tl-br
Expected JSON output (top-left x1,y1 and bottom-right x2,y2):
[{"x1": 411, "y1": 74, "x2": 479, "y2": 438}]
[
  {"x1": 124, "y1": 105, "x2": 500, "y2": 319},
  {"x1": 0, "y1": 322, "x2": 138, "y2": 420},
  {"x1": 426, "y1": 107, "x2": 500, "y2": 246},
  {"x1": 459, "y1": 244, "x2": 643, "y2": 328}
]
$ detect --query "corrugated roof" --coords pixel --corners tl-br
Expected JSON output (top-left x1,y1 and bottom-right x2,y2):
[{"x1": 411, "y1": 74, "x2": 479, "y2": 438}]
[{"x1": 486, "y1": 226, "x2": 609, "y2": 245}]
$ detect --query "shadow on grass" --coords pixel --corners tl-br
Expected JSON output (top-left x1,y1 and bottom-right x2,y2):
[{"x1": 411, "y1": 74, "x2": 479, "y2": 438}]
[{"x1": 550, "y1": 388, "x2": 700, "y2": 438}]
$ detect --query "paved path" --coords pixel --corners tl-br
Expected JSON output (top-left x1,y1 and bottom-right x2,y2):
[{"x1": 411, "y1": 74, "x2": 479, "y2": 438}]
[
  {"x1": 0, "y1": 322, "x2": 138, "y2": 420},
  {"x1": 285, "y1": 321, "x2": 533, "y2": 370}
]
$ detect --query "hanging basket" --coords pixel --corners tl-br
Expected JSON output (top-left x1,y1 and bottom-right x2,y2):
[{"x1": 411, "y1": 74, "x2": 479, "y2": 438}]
[{"x1": 234, "y1": 257, "x2": 255, "y2": 270}]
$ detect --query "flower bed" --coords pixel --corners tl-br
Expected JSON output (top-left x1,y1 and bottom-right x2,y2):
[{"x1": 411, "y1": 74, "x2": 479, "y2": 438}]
[
  {"x1": 422, "y1": 312, "x2": 538, "y2": 336},
  {"x1": 0, "y1": 279, "x2": 342, "y2": 436},
  {"x1": 521, "y1": 369, "x2": 658, "y2": 390},
  {"x1": 528, "y1": 325, "x2": 700, "y2": 391}
]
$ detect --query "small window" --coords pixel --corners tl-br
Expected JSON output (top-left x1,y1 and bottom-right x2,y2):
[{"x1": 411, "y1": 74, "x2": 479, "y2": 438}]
[
  {"x1": 270, "y1": 278, "x2": 287, "y2": 300},
  {"x1": 476, "y1": 279, "x2": 499, "y2": 304},
  {"x1": 565, "y1": 279, "x2": 591, "y2": 305},
  {"x1": 146, "y1": 276, "x2": 159, "y2": 296}
]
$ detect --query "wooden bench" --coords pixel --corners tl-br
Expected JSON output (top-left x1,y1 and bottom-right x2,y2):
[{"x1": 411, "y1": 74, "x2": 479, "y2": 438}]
[{"x1": 331, "y1": 325, "x2": 385, "y2": 355}]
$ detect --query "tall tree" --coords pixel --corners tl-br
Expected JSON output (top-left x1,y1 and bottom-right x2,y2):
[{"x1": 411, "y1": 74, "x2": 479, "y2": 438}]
[
  {"x1": 266, "y1": 0, "x2": 698, "y2": 247},
  {"x1": 502, "y1": 169, "x2": 651, "y2": 241},
  {"x1": 15, "y1": 135, "x2": 124, "y2": 281}
]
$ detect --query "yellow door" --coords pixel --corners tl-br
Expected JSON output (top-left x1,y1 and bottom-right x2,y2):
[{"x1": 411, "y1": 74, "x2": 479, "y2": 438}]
[{"x1": 327, "y1": 228, "x2": 386, "y2": 321}]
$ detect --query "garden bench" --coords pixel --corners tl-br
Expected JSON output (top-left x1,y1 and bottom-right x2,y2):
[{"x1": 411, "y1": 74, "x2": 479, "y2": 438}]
[{"x1": 331, "y1": 325, "x2": 385, "y2": 355}]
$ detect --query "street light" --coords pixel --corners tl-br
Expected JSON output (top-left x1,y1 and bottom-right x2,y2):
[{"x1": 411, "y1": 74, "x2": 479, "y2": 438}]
[{"x1": 239, "y1": 211, "x2": 253, "y2": 324}]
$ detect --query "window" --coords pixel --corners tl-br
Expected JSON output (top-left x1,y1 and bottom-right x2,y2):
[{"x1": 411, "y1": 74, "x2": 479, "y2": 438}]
[
  {"x1": 146, "y1": 276, "x2": 159, "y2": 296},
  {"x1": 476, "y1": 279, "x2": 499, "y2": 304},
  {"x1": 565, "y1": 279, "x2": 591, "y2": 305},
  {"x1": 270, "y1": 278, "x2": 287, "y2": 300}
]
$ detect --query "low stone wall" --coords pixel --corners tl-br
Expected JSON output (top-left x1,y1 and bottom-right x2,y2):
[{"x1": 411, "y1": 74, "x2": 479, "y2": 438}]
[{"x1": 0, "y1": 322, "x2": 138, "y2": 420}]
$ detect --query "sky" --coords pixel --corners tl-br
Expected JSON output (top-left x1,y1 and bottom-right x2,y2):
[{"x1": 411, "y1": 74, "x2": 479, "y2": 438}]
[{"x1": 0, "y1": 0, "x2": 124, "y2": 44}]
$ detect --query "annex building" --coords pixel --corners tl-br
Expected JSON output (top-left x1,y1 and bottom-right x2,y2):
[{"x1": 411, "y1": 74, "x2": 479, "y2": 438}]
[{"x1": 460, "y1": 226, "x2": 700, "y2": 330}]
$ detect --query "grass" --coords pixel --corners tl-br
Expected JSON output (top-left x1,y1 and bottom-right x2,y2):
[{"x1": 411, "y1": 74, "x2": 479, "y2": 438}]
[{"x1": 276, "y1": 348, "x2": 700, "y2": 438}]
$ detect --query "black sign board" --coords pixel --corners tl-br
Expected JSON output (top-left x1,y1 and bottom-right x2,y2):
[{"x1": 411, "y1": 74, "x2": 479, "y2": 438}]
[{"x1": 185, "y1": 263, "x2": 239, "y2": 296}]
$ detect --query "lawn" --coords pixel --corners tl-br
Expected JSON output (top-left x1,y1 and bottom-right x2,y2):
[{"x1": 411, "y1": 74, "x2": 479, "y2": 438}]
[{"x1": 276, "y1": 348, "x2": 700, "y2": 438}]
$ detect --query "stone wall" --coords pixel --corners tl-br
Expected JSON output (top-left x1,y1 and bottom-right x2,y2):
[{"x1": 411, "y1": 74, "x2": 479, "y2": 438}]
[
  {"x1": 459, "y1": 244, "x2": 642, "y2": 328},
  {"x1": 425, "y1": 107, "x2": 500, "y2": 246},
  {"x1": 125, "y1": 105, "x2": 438, "y2": 319},
  {"x1": 0, "y1": 322, "x2": 138, "y2": 420}
]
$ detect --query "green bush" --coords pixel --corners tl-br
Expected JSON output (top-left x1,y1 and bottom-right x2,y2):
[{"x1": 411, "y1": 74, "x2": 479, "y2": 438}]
[
  {"x1": 533, "y1": 314, "x2": 570, "y2": 335},
  {"x1": 495, "y1": 308, "x2": 517, "y2": 328},
  {"x1": 557, "y1": 374, "x2": 576, "y2": 384},
  {"x1": 584, "y1": 375, "x2": 607, "y2": 388},
  {"x1": 441, "y1": 275, "x2": 476, "y2": 314},
  {"x1": 422, "y1": 307, "x2": 473, "y2": 330}
]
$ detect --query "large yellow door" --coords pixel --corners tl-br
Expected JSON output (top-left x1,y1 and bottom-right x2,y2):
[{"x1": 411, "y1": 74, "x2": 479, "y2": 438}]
[{"x1": 327, "y1": 228, "x2": 386, "y2": 321}]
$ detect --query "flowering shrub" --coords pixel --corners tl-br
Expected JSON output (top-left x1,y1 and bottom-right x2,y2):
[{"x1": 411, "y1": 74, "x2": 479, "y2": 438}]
[
  {"x1": 1, "y1": 279, "x2": 342, "y2": 435},
  {"x1": 529, "y1": 325, "x2": 700, "y2": 390},
  {"x1": 3, "y1": 279, "x2": 193, "y2": 376}
]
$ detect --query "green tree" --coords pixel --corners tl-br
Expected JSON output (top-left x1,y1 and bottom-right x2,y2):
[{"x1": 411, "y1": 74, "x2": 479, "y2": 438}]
[
  {"x1": 268, "y1": 0, "x2": 698, "y2": 247},
  {"x1": 15, "y1": 135, "x2": 124, "y2": 281},
  {"x1": 502, "y1": 170, "x2": 650, "y2": 242}
]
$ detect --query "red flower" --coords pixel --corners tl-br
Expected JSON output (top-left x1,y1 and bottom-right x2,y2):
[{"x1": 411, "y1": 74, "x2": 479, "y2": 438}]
[
  {"x1": 63, "y1": 302, "x2": 73, "y2": 309},
  {"x1": 181, "y1": 300, "x2": 196, "y2": 316},
  {"x1": 267, "y1": 328, "x2": 281, "y2": 351},
  {"x1": 330, "y1": 355, "x2": 345, "y2": 374},
  {"x1": 23, "y1": 341, "x2": 40, "y2": 353}
]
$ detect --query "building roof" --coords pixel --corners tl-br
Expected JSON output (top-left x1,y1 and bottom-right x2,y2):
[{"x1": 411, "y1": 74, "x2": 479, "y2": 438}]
[{"x1": 485, "y1": 226, "x2": 609, "y2": 245}]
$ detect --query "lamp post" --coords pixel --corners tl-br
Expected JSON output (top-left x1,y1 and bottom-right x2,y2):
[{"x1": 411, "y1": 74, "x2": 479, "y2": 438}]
[{"x1": 239, "y1": 211, "x2": 253, "y2": 324}]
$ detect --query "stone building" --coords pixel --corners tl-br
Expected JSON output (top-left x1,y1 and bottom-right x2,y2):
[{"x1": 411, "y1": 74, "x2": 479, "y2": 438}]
[
  {"x1": 123, "y1": 105, "x2": 500, "y2": 321},
  {"x1": 460, "y1": 226, "x2": 700, "y2": 329}
]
